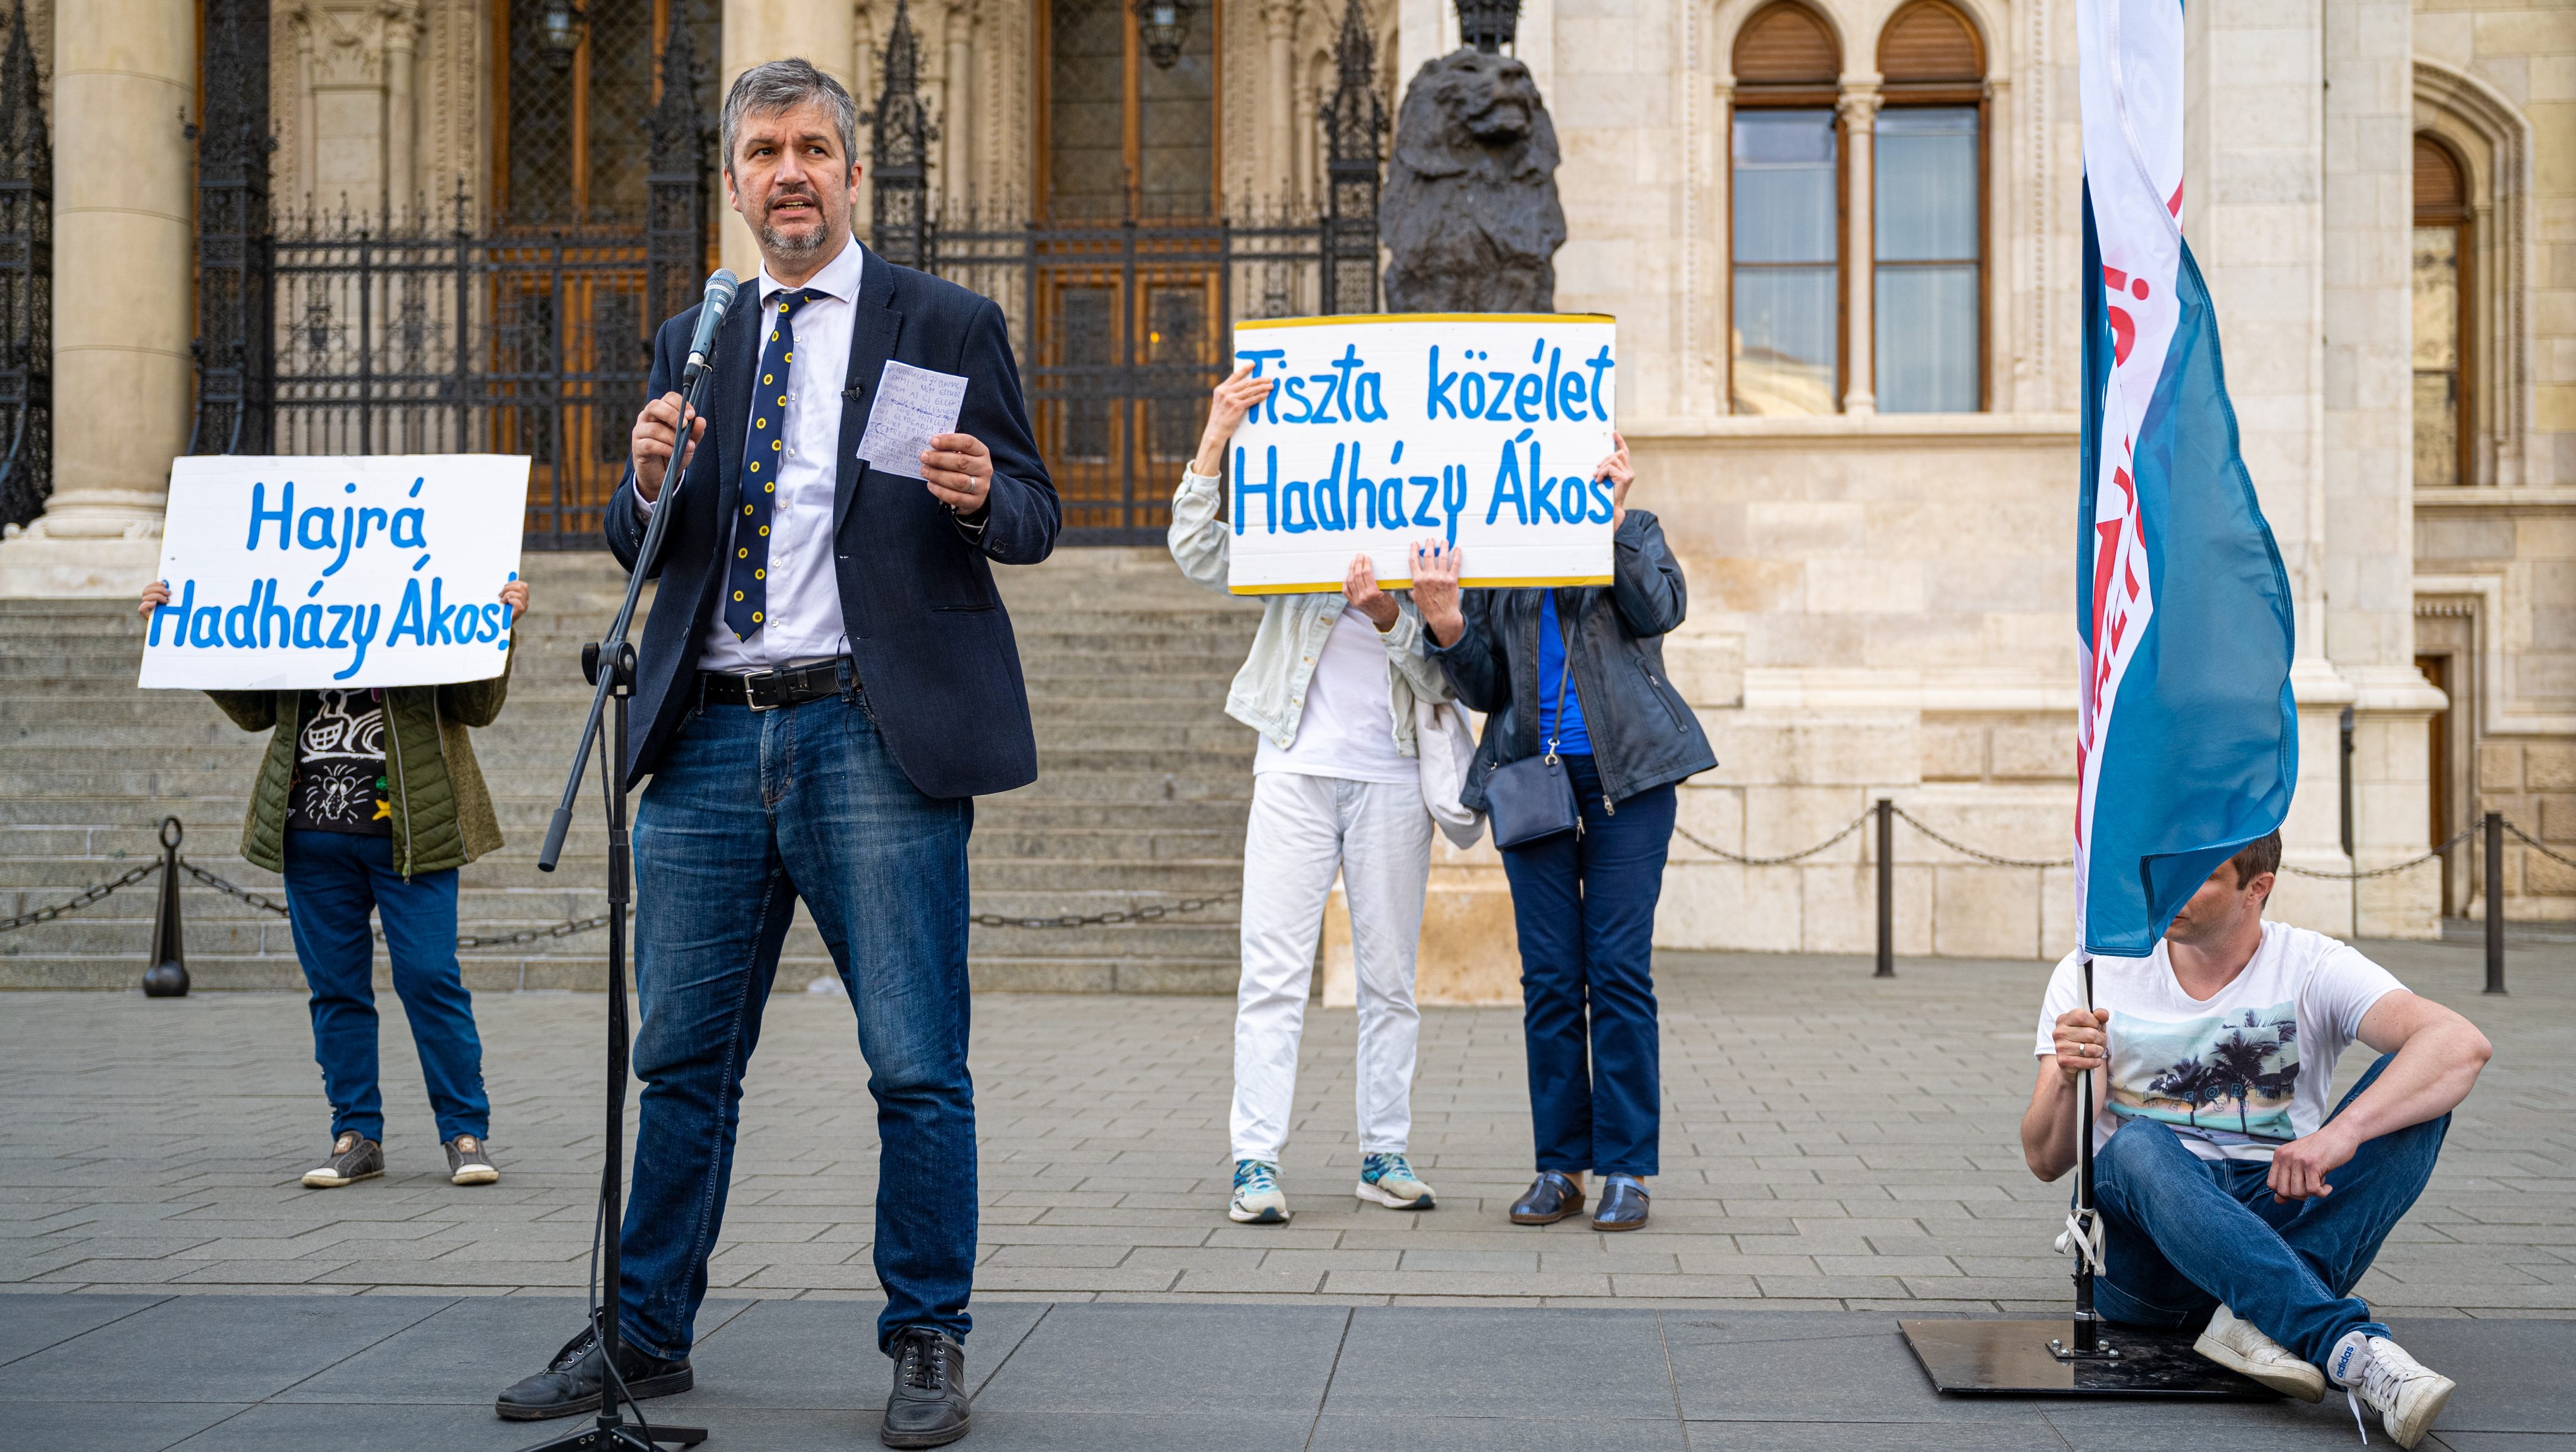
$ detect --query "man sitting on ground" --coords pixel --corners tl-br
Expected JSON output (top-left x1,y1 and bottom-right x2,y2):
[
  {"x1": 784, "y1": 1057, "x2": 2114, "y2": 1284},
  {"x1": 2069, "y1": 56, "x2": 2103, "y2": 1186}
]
[{"x1": 2024, "y1": 831, "x2": 2492, "y2": 1448}]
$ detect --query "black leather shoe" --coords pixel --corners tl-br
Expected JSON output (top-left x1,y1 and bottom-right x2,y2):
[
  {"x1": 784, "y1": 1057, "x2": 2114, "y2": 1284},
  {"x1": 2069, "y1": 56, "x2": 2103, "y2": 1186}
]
[
  {"x1": 493, "y1": 1322, "x2": 694, "y2": 1422},
  {"x1": 882, "y1": 1326, "x2": 972, "y2": 1448},
  {"x1": 1593, "y1": 1174, "x2": 1650, "y2": 1232},
  {"x1": 1509, "y1": 1170, "x2": 1586, "y2": 1226}
]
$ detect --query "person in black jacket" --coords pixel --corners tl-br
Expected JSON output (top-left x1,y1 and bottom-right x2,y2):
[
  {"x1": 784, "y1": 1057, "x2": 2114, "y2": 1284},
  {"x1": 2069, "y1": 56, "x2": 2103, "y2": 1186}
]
[
  {"x1": 1410, "y1": 433, "x2": 1714, "y2": 1233},
  {"x1": 492, "y1": 59, "x2": 1054, "y2": 1449}
]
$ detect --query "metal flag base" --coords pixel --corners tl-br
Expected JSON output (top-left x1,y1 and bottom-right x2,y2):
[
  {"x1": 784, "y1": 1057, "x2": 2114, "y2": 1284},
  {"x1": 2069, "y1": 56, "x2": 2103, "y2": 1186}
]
[{"x1": 1898, "y1": 1318, "x2": 2279, "y2": 1398}]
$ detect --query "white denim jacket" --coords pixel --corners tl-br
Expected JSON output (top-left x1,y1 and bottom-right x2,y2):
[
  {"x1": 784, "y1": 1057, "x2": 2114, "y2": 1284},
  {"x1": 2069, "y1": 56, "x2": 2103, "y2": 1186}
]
[{"x1": 1168, "y1": 467, "x2": 1452, "y2": 755}]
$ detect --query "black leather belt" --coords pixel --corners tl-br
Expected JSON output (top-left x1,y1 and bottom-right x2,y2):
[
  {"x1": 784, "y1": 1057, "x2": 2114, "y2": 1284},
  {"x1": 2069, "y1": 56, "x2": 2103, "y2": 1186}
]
[{"x1": 698, "y1": 658, "x2": 856, "y2": 711}]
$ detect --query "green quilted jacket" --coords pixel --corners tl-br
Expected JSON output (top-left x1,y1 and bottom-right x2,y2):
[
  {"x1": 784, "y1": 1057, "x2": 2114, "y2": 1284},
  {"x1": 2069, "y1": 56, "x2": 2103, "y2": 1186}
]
[{"x1": 206, "y1": 641, "x2": 516, "y2": 878}]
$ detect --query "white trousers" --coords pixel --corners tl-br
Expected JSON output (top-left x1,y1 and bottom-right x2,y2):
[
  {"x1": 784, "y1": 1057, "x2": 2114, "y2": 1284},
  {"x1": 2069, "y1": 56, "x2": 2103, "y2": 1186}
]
[{"x1": 1230, "y1": 772, "x2": 1434, "y2": 1164}]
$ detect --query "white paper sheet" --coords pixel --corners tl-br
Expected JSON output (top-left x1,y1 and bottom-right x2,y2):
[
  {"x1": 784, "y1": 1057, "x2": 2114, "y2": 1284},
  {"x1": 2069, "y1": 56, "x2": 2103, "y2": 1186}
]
[{"x1": 857, "y1": 360, "x2": 969, "y2": 481}]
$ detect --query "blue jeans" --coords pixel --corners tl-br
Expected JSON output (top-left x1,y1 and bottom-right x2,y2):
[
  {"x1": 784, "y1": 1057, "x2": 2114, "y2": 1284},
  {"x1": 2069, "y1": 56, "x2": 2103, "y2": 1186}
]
[
  {"x1": 620, "y1": 689, "x2": 976, "y2": 1360},
  {"x1": 2092, "y1": 1054, "x2": 2445, "y2": 1366},
  {"x1": 281, "y1": 829, "x2": 488, "y2": 1144},
  {"x1": 1499, "y1": 754, "x2": 1673, "y2": 1178}
]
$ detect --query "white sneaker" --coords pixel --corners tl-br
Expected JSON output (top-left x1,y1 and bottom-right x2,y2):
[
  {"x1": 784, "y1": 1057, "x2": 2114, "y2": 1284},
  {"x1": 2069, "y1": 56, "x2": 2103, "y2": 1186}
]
[
  {"x1": 2329, "y1": 1331, "x2": 2456, "y2": 1449},
  {"x1": 1228, "y1": 1159, "x2": 1289, "y2": 1224},
  {"x1": 2192, "y1": 1304, "x2": 2325, "y2": 1401}
]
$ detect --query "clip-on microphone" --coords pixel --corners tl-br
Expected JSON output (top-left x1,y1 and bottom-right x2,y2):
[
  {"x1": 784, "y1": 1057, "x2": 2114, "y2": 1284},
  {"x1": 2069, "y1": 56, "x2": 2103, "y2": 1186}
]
[{"x1": 521, "y1": 267, "x2": 738, "y2": 1452}]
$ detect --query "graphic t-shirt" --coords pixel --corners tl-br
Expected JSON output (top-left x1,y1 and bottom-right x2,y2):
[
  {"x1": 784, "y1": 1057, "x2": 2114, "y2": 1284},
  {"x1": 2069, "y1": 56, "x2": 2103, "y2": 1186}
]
[
  {"x1": 287, "y1": 690, "x2": 393, "y2": 836},
  {"x1": 2033, "y1": 921, "x2": 2405, "y2": 1162},
  {"x1": 1254, "y1": 606, "x2": 1415, "y2": 785}
]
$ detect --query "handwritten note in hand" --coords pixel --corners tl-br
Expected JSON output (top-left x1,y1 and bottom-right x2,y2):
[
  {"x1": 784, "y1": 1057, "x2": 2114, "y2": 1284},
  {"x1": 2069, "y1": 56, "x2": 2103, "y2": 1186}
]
[{"x1": 857, "y1": 360, "x2": 969, "y2": 481}]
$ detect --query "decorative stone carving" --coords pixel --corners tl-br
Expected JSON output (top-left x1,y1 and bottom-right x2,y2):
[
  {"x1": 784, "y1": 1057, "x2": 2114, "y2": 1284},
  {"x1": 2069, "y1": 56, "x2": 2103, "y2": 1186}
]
[
  {"x1": 1379, "y1": 48, "x2": 1563, "y2": 312},
  {"x1": 288, "y1": 0, "x2": 420, "y2": 90}
]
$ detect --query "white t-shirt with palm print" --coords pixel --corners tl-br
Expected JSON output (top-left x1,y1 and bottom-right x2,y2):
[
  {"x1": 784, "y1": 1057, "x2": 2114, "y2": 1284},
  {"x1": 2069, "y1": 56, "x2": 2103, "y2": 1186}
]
[{"x1": 2033, "y1": 921, "x2": 2406, "y2": 1163}]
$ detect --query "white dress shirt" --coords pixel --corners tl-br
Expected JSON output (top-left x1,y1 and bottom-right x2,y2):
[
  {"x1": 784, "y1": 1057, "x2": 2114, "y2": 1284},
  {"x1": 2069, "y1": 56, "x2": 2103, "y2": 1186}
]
[{"x1": 664, "y1": 239, "x2": 866, "y2": 674}]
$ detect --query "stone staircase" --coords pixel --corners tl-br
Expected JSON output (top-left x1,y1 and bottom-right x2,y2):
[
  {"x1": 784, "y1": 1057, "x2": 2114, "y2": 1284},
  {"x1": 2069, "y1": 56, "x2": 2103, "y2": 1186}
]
[{"x1": 0, "y1": 547, "x2": 1261, "y2": 994}]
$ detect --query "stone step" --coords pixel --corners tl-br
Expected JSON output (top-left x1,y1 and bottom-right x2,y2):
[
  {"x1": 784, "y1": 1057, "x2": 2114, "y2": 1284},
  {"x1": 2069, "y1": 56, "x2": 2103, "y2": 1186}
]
[
  {"x1": 12, "y1": 638, "x2": 1259, "y2": 677},
  {"x1": 0, "y1": 690, "x2": 1247, "y2": 726},
  {"x1": 0, "y1": 718, "x2": 1261, "y2": 755},
  {"x1": 2, "y1": 908, "x2": 1239, "y2": 967},
  {"x1": 0, "y1": 794, "x2": 1251, "y2": 837},
  {"x1": 0, "y1": 951, "x2": 1238, "y2": 995},
  {"x1": 2, "y1": 849, "x2": 1241, "y2": 898}
]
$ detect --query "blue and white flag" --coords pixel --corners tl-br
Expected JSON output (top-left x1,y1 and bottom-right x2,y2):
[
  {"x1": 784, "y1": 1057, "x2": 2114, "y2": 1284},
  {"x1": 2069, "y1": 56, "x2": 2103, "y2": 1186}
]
[{"x1": 2073, "y1": 0, "x2": 2298, "y2": 956}]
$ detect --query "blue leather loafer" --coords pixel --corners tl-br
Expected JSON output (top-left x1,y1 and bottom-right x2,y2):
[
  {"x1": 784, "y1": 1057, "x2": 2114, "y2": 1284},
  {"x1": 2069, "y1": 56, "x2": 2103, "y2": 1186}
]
[
  {"x1": 1509, "y1": 1170, "x2": 1586, "y2": 1225},
  {"x1": 1592, "y1": 1174, "x2": 1649, "y2": 1231}
]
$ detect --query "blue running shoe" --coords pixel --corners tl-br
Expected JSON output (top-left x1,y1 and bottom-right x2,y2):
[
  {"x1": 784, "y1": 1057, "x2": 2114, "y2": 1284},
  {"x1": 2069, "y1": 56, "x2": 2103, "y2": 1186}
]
[
  {"x1": 1355, "y1": 1152, "x2": 1436, "y2": 1211},
  {"x1": 1229, "y1": 1159, "x2": 1289, "y2": 1223}
]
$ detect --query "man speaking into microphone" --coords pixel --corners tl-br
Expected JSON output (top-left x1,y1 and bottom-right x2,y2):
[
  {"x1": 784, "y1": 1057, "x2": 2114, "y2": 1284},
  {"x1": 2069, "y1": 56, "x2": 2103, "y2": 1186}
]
[{"x1": 493, "y1": 58, "x2": 1056, "y2": 1449}]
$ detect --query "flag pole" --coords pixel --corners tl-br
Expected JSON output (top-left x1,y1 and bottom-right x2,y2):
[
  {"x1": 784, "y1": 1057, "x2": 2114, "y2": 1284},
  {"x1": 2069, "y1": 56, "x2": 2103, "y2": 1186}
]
[{"x1": 2071, "y1": 952, "x2": 2100, "y2": 1354}]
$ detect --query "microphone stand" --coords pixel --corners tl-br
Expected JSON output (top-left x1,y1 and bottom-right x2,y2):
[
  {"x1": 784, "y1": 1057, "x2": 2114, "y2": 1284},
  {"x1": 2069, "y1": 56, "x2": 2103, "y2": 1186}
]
[{"x1": 519, "y1": 343, "x2": 725, "y2": 1452}]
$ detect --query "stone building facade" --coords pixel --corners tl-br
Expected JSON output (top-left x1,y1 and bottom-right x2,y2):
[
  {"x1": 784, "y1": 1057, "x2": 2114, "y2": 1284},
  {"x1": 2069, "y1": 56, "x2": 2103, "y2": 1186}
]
[{"x1": 0, "y1": 0, "x2": 2566, "y2": 938}]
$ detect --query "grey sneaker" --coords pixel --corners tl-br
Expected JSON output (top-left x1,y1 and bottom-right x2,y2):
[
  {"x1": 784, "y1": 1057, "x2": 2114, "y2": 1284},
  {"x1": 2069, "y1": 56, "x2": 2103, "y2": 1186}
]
[
  {"x1": 444, "y1": 1134, "x2": 499, "y2": 1187},
  {"x1": 301, "y1": 1131, "x2": 384, "y2": 1188}
]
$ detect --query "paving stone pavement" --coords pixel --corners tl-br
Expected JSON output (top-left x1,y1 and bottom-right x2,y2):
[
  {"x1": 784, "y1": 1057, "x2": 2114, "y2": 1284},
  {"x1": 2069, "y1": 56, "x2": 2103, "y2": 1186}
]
[
  {"x1": 2, "y1": 938, "x2": 2569, "y2": 1319},
  {"x1": 5, "y1": 1293, "x2": 2574, "y2": 1451}
]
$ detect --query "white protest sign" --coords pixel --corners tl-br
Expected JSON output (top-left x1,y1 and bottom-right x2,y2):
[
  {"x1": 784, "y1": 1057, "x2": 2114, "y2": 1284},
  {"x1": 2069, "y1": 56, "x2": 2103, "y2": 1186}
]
[
  {"x1": 139, "y1": 455, "x2": 531, "y2": 690},
  {"x1": 1224, "y1": 314, "x2": 1617, "y2": 594}
]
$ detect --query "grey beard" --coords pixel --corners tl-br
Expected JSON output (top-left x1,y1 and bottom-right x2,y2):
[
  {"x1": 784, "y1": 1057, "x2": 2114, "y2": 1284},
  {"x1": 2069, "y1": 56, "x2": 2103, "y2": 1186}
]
[{"x1": 759, "y1": 207, "x2": 828, "y2": 259}]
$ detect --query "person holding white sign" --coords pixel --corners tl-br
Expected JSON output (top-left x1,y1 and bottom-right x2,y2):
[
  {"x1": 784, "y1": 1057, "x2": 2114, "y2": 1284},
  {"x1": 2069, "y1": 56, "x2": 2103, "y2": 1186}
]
[
  {"x1": 136, "y1": 576, "x2": 530, "y2": 1193},
  {"x1": 1172, "y1": 363, "x2": 1456, "y2": 1226},
  {"x1": 1412, "y1": 442, "x2": 1714, "y2": 1233}
]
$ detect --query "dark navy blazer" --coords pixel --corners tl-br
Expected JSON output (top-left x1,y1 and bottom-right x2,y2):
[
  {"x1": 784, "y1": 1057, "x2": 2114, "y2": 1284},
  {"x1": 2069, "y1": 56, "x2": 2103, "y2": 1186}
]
[{"x1": 605, "y1": 242, "x2": 1060, "y2": 799}]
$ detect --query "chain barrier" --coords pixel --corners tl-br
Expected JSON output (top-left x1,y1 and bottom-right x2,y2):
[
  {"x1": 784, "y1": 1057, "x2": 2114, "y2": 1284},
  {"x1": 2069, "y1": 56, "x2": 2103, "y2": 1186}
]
[
  {"x1": 1672, "y1": 812, "x2": 1869, "y2": 866},
  {"x1": 1664, "y1": 805, "x2": 2523, "y2": 884},
  {"x1": 2502, "y1": 819, "x2": 2576, "y2": 872},
  {"x1": 1890, "y1": 807, "x2": 2075, "y2": 869},
  {"x1": 177, "y1": 861, "x2": 289, "y2": 917},
  {"x1": 0, "y1": 861, "x2": 163, "y2": 931},
  {"x1": 5, "y1": 851, "x2": 1242, "y2": 942},
  {"x1": 971, "y1": 889, "x2": 1240, "y2": 930},
  {"x1": 2275, "y1": 822, "x2": 2482, "y2": 881},
  {"x1": 6, "y1": 813, "x2": 2561, "y2": 940}
]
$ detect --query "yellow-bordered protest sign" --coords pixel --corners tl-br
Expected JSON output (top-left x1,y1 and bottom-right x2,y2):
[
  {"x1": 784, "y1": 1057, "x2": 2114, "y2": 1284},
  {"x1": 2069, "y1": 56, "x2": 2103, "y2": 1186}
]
[{"x1": 1223, "y1": 313, "x2": 1617, "y2": 595}]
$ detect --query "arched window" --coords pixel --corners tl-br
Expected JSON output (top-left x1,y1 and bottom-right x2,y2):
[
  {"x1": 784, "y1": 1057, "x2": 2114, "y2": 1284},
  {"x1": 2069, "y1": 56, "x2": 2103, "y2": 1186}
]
[
  {"x1": 2413, "y1": 134, "x2": 2472, "y2": 487},
  {"x1": 1729, "y1": 2, "x2": 1842, "y2": 415},
  {"x1": 1874, "y1": 0, "x2": 1984, "y2": 412}
]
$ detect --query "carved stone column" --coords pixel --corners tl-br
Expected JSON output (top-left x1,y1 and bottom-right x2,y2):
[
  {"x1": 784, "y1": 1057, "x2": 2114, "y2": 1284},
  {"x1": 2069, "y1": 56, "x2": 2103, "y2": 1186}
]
[
  {"x1": 722, "y1": 0, "x2": 855, "y2": 276},
  {"x1": 385, "y1": 2, "x2": 420, "y2": 213},
  {"x1": 1260, "y1": 0, "x2": 1298, "y2": 208},
  {"x1": 290, "y1": 0, "x2": 420, "y2": 216},
  {"x1": 942, "y1": 0, "x2": 973, "y2": 212},
  {"x1": 1837, "y1": 83, "x2": 1878, "y2": 415},
  {"x1": 0, "y1": 0, "x2": 193, "y2": 595}
]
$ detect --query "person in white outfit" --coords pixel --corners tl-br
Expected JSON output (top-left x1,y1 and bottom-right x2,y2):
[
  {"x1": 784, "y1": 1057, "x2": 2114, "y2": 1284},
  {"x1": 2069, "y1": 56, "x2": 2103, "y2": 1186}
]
[{"x1": 1170, "y1": 363, "x2": 1455, "y2": 1225}]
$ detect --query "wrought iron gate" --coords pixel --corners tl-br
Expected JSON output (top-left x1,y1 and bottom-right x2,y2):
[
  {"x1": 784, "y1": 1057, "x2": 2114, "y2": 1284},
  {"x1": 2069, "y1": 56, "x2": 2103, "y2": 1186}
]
[
  {"x1": 869, "y1": 0, "x2": 1384, "y2": 545},
  {"x1": 187, "y1": 0, "x2": 1380, "y2": 551},
  {"x1": 189, "y1": 0, "x2": 712, "y2": 549},
  {"x1": 0, "y1": 2, "x2": 49, "y2": 533}
]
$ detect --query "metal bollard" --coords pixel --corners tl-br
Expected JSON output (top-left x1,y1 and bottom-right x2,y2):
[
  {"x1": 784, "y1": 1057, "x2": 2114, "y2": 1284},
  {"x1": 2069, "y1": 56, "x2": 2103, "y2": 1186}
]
[
  {"x1": 142, "y1": 817, "x2": 189, "y2": 998},
  {"x1": 2483, "y1": 811, "x2": 2505, "y2": 995},
  {"x1": 1874, "y1": 798, "x2": 1894, "y2": 979}
]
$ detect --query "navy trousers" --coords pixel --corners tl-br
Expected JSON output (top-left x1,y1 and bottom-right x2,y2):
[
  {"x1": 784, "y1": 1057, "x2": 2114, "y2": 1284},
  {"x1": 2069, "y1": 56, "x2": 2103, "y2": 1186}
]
[
  {"x1": 2094, "y1": 1054, "x2": 2445, "y2": 1365},
  {"x1": 1499, "y1": 755, "x2": 1674, "y2": 1178},
  {"x1": 620, "y1": 689, "x2": 977, "y2": 1361},
  {"x1": 281, "y1": 829, "x2": 490, "y2": 1145}
]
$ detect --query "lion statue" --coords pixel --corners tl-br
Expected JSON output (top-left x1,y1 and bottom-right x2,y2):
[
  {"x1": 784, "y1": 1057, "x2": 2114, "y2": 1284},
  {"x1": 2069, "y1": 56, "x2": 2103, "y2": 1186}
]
[{"x1": 1379, "y1": 49, "x2": 1569, "y2": 313}]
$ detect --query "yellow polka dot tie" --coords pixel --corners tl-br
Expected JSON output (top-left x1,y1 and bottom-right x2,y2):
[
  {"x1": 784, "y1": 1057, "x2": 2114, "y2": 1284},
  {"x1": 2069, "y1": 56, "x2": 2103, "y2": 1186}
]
[{"x1": 727, "y1": 288, "x2": 814, "y2": 641}]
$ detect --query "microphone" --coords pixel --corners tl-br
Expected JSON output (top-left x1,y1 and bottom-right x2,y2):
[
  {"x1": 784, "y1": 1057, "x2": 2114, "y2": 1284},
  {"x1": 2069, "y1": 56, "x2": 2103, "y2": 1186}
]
[{"x1": 677, "y1": 269, "x2": 741, "y2": 391}]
